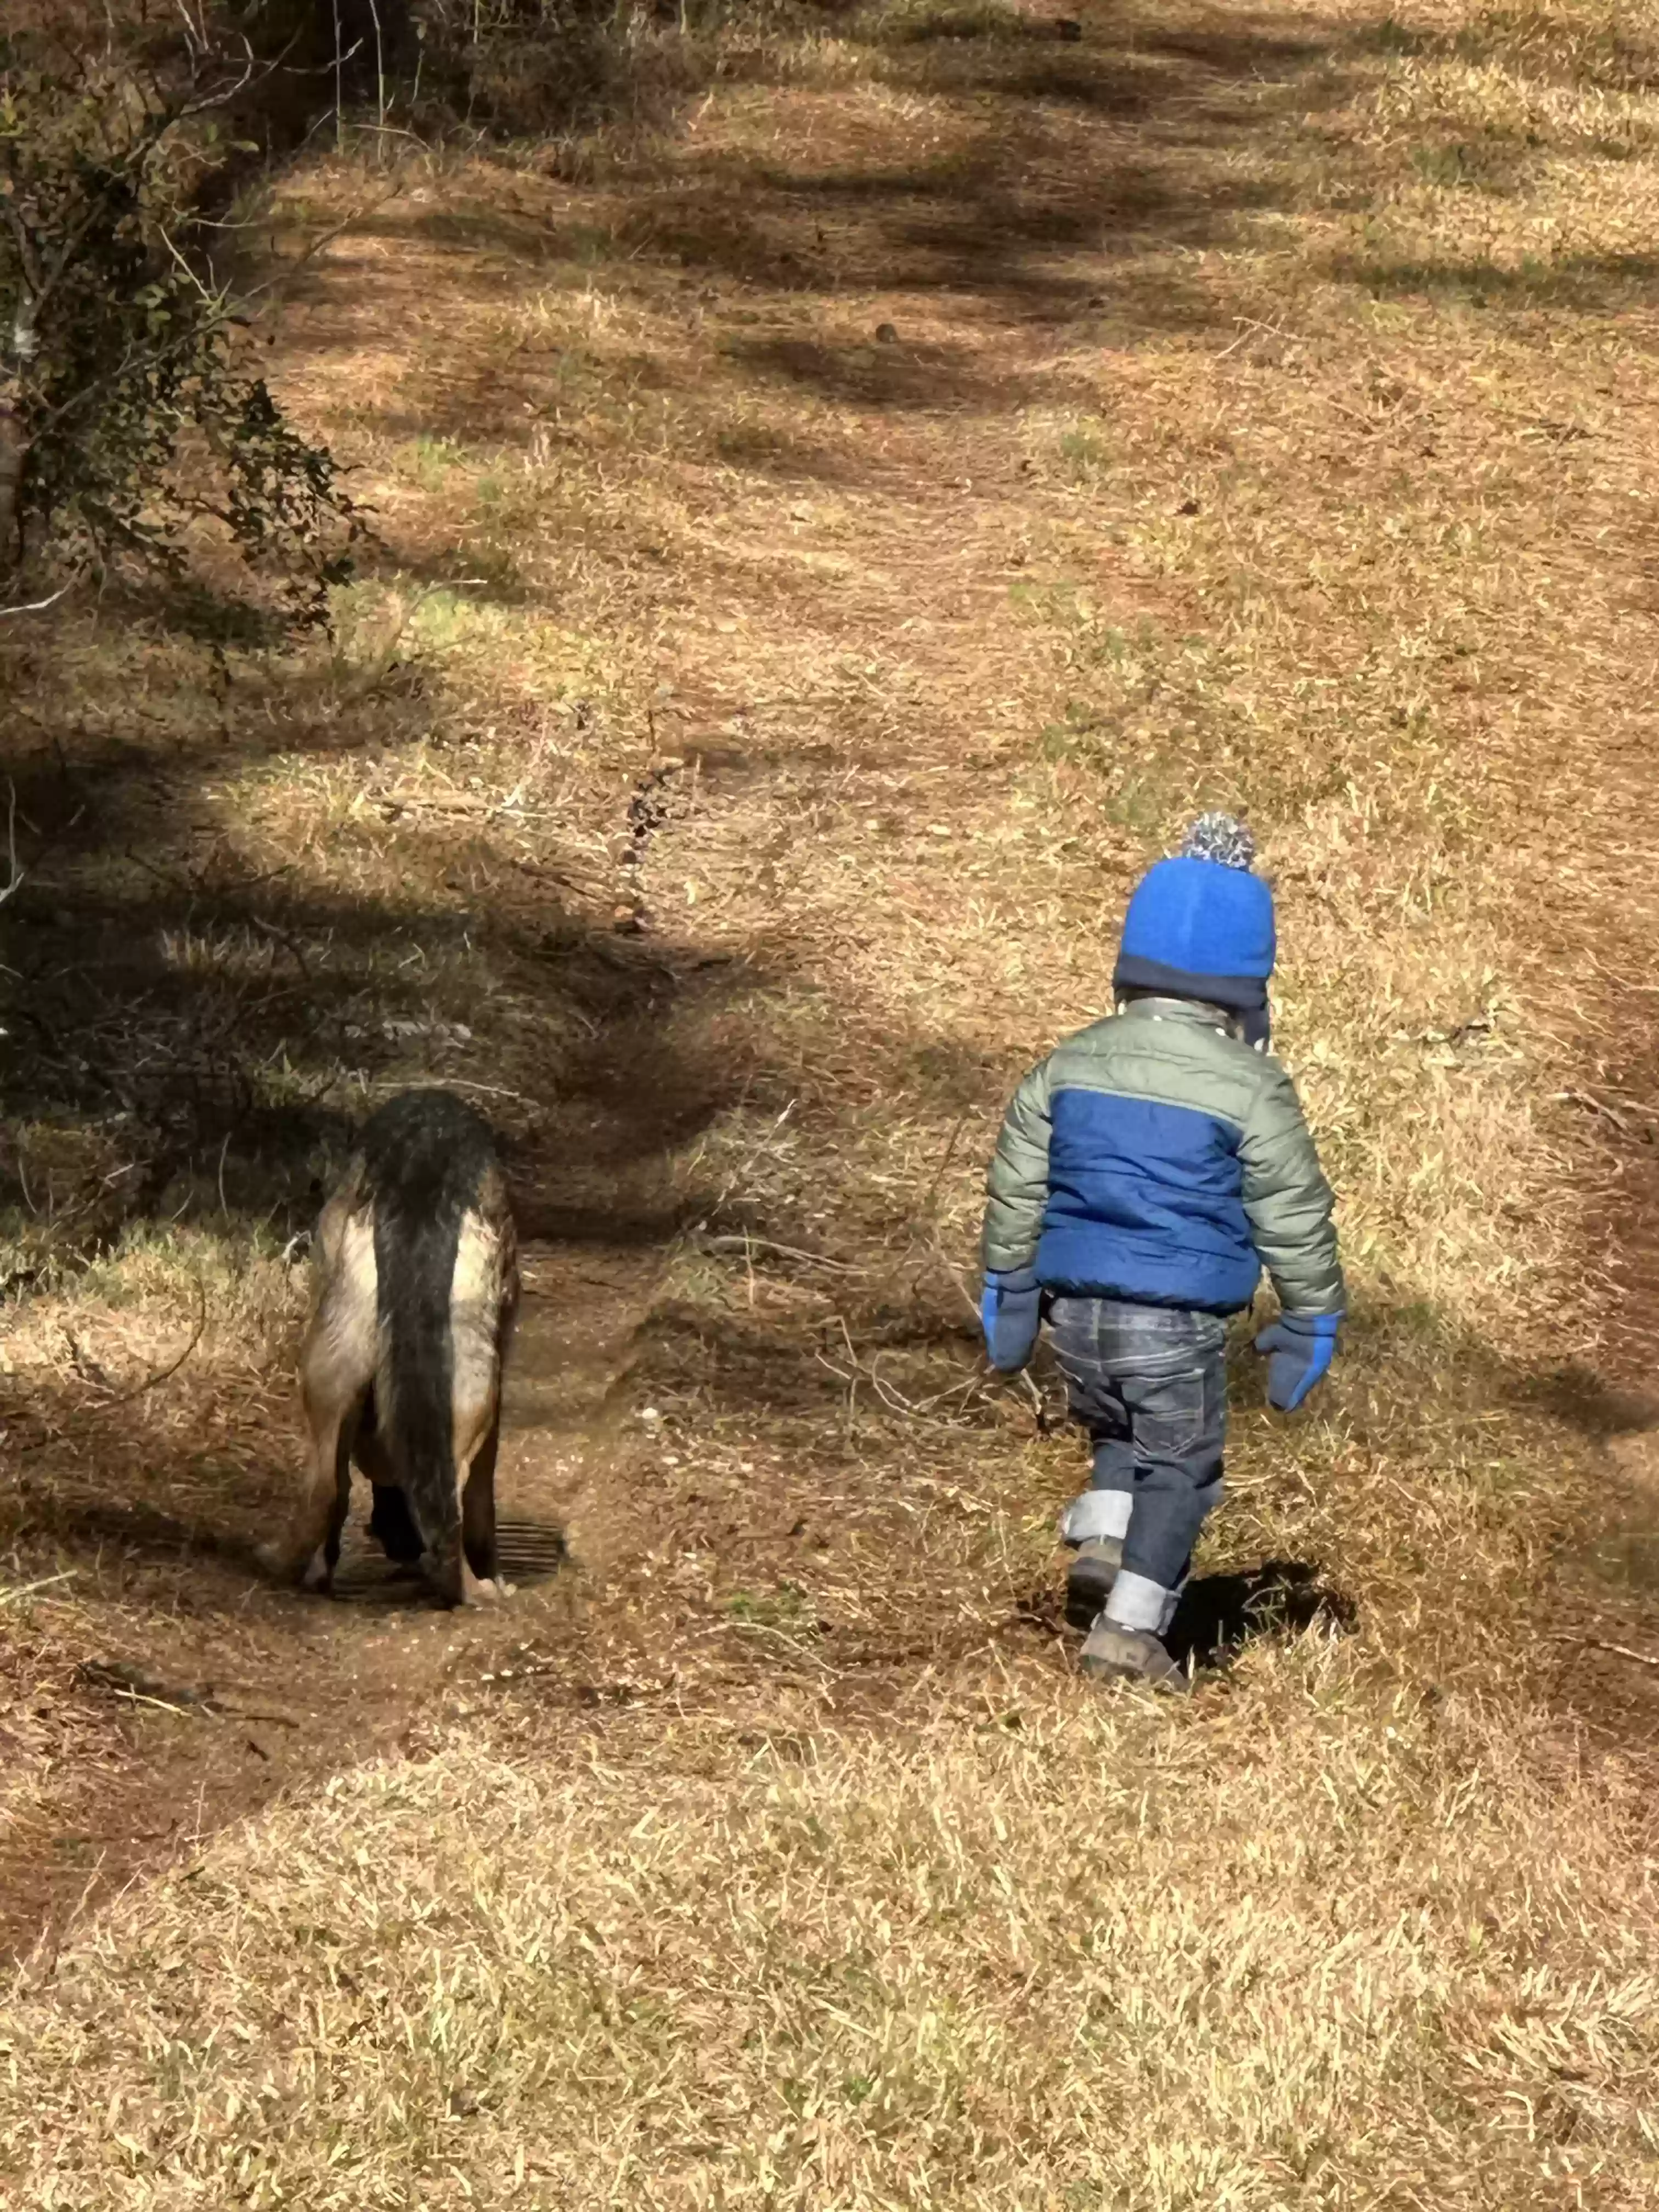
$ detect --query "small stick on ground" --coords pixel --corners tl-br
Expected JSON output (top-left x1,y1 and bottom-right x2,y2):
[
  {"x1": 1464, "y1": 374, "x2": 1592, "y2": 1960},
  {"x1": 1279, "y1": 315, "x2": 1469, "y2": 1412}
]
[
  {"x1": 702, "y1": 1233, "x2": 865, "y2": 1276},
  {"x1": 77, "y1": 1661, "x2": 302, "y2": 1728},
  {"x1": 1547, "y1": 1632, "x2": 1659, "y2": 1670},
  {"x1": 15, "y1": 1274, "x2": 209, "y2": 1455}
]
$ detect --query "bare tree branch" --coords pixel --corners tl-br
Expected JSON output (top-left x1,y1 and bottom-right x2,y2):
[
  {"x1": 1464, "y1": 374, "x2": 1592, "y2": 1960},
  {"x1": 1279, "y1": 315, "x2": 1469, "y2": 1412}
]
[
  {"x1": 0, "y1": 579, "x2": 73, "y2": 620},
  {"x1": 0, "y1": 777, "x2": 26, "y2": 907}
]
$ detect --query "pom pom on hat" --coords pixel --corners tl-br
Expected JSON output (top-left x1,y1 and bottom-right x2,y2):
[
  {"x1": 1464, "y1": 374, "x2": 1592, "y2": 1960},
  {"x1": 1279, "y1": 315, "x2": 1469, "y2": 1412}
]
[
  {"x1": 1180, "y1": 811, "x2": 1256, "y2": 872},
  {"x1": 1113, "y1": 811, "x2": 1276, "y2": 1045}
]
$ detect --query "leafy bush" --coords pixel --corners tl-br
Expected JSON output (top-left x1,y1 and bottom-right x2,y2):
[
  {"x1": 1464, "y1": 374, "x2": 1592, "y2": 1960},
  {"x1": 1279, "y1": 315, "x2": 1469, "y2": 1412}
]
[{"x1": 0, "y1": 11, "x2": 360, "y2": 622}]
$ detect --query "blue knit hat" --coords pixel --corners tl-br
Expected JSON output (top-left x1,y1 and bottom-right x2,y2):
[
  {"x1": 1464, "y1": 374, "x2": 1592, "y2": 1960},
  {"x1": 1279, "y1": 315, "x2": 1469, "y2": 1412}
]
[{"x1": 1114, "y1": 814, "x2": 1274, "y2": 1042}]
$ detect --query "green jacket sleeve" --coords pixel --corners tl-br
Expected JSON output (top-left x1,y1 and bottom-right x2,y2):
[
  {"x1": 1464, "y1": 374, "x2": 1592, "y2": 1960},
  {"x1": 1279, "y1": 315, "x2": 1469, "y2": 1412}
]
[
  {"x1": 1238, "y1": 1061, "x2": 1344, "y2": 1316},
  {"x1": 980, "y1": 1060, "x2": 1054, "y2": 1274}
]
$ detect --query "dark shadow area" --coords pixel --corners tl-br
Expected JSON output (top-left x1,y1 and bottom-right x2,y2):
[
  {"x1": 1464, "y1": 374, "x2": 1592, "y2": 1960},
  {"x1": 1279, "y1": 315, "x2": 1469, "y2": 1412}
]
[
  {"x1": 1331, "y1": 249, "x2": 1659, "y2": 312},
  {"x1": 630, "y1": 1269, "x2": 1659, "y2": 1457},
  {"x1": 0, "y1": 611, "x2": 805, "y2": 1633},
  {"x1": 1347, "y1": 8, "x2": 1659, "y2": 91},
  {"x1": 1511, "y1": 1364, "x2": 1659, "y2": 1440},
  {"x1": 221, "y1": 0, "x2": 1659, "y2": 533},
  {"x1": 255, "y1": 3, "x2": 1357, "y2": 403},
  {"x1": 326, "y1": 1515, "x2": 569, "y2": 1602},
  {"x1": 1164, "y1": 1559, "x2": 1357, "y2": 1667},
  {"x1": 0, "y1": 686, "x2": 771, "y2": 1283},
  {"x1": 1029, "y1": 1555, "x2": 1356, "y2": 1661},
  {"x1": 3, "y1": 1487, "x2": 267, "y2": 1577},
  {"x1": 633, "y1": 1291, "x2": 992, "y2": 1430},
  {"x1": 235, "y1": 0, "x2": 1659, "y2": 504},
  {"x1": 725, "y1": 333, "x2": 1060, "y2": 416}
]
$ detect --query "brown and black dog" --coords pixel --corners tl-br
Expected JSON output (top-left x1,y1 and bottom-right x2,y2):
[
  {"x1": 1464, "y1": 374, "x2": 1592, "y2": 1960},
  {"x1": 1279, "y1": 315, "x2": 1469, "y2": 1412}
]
[{"x1": 264, "y1": 1088, "x2": 520, "y2": 1606}]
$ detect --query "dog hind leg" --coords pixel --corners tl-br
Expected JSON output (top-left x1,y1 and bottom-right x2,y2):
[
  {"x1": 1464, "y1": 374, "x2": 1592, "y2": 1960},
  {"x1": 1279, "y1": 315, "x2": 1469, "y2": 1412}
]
[
  {"x1": 460, "y1": 1396, "x2": 509, "y2": 1600},
  {"x1": 440, "y1": 1212, "x2": 515, "y2": 1607}
]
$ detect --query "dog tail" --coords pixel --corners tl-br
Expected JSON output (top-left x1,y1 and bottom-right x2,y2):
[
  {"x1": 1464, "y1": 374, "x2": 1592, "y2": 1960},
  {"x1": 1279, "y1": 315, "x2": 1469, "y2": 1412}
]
[{"x1": 362, "y1": 1090, "x2": 500, "y2": 1604}]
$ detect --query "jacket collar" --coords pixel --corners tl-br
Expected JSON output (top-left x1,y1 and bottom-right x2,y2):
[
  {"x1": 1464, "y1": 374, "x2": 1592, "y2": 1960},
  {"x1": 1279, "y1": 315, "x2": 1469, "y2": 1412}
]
[{"x1": 1117, "y1": 995, "x2": 1235, "y2": 1033}]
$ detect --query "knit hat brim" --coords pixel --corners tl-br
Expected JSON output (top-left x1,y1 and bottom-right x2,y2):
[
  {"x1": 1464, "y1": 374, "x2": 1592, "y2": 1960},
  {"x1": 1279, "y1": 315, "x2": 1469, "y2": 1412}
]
[
  {"x1": 1112, "y1": 955, "x2": 1271, "y2": 1047},
  {"x1": 1111, "y1": 953, "x2": 1267, "y2": 1014}
]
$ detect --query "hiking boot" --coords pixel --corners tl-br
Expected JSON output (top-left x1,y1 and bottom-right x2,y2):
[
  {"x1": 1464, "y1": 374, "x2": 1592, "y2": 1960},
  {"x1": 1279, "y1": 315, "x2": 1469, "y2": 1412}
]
[
  {"x1": 1078, "y1": 1615, "x2": 1190, "y2": 1694},
  {"x1": 1065, "y1": 1536, "x2": 1122, "y2": 1628}
]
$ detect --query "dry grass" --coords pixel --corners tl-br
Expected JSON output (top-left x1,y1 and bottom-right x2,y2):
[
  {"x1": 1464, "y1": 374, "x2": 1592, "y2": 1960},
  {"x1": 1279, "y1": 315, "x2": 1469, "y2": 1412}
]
[
  {"x1": 5, "y1": 0, "x2": 1659, "y2": 2193},
  {"x1": 5, "y1": 1689, "x2": 1658, "y2": 2208}
]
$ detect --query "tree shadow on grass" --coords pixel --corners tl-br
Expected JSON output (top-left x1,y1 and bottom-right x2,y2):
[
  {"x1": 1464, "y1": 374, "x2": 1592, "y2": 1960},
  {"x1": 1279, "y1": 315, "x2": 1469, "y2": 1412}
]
[
  {"x1": 1330, "y1": 248, "x2": 1659, "y2": 313},
  {"x1": 0, "y1": 616, "x2": 783, "y2": 1284},
  {"x1": 268, "y1": 0, "x2": 1353, "y2": 413}
]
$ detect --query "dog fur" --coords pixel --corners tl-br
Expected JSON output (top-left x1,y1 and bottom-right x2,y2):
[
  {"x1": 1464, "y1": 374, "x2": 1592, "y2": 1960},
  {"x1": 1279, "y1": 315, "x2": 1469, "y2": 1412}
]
[{"x1": 266, "y1": 1089, "x2": 520, "y2": 1606}]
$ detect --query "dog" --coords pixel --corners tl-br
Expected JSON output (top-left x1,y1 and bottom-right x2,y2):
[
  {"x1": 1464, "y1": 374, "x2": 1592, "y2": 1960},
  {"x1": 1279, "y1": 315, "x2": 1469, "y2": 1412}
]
[{"x1": 265, "y1": 1088, "x2": 520, "y2": 1606}]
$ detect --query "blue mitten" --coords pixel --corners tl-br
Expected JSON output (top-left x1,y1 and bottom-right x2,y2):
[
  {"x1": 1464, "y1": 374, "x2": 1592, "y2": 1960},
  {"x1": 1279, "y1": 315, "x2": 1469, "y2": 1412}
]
[
  {"x1": 1254, "y1": 1311, "x2": 1341, "y2": 1412},
  {"x1": 981, "y1": 1267, "x2": 1042, "y2": 1374}
]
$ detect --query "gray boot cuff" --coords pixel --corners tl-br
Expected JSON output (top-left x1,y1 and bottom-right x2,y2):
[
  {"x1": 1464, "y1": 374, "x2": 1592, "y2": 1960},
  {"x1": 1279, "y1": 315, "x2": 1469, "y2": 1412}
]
[
  {"x1": 1059, "y1": 1489, "x2": 1133, "y2": 1545},
  {"x1": 1104, "y1": 1570, "x2": 1172, "y2": 1634}
]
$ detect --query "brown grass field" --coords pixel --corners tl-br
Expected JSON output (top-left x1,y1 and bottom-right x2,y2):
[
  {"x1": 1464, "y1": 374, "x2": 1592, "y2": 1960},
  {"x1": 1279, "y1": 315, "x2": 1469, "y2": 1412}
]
[{"x1": 5, "y1": 0, "x2": 1659, "y2": 2198}]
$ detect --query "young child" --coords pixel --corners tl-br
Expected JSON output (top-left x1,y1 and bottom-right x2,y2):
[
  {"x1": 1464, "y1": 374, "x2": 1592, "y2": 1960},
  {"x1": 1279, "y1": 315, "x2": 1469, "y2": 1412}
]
[{"x1": 979, "y1": 814, "x2": 1343, "y2": 1691}]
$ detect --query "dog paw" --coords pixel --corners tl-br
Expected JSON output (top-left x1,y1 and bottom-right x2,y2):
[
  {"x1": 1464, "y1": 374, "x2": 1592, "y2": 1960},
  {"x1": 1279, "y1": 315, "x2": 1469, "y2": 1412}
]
[
  {"x1": 466, "y1": 1575, "x2": 511, "y2": 1607},
  {"x1": 298, "y1": 1549, "x2": 335, "y2": 1594},
  {"x1": 256, "y1": 1540, "x2": 313, "y2": 1588}
]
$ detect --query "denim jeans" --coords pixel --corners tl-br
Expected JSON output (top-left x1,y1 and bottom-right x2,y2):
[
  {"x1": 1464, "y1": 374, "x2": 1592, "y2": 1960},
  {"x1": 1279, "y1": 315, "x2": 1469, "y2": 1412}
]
[{"x1": 1047, "y1": 1296, "x2": 1227, "y2": 1592}]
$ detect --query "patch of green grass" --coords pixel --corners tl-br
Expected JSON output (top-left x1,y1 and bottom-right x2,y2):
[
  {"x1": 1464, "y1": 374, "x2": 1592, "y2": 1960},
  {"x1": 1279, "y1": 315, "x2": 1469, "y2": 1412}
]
[
  {"x1": 725, "y1": 1581, "x2": 812, "y2": 1627},
  {"x1": 397, "y1": 433, "x2": 472, "y2": 492},
  {"x1": 1055, "y1": 422, "x2": 1114, "y2": 480}
]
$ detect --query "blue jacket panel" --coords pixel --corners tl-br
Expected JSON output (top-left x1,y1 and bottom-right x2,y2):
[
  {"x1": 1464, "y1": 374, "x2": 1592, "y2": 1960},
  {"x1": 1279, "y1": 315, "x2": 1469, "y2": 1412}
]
[
  {"x1": 1036, "y1": 1087, "x2": 1260, "y2": 1311},
  {"x1": 981, "y1": 1000, "x2": 1345, "y2": 1318}
]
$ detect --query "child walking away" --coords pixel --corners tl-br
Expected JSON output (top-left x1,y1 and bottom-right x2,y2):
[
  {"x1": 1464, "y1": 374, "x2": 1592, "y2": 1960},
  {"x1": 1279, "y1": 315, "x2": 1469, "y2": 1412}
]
[{"x1": 979, "y1": 814, "x2": 1344, "y2": 1691}]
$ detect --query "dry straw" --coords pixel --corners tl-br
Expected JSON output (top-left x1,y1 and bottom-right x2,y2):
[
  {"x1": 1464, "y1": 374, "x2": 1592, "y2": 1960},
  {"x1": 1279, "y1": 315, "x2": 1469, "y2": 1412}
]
[{"x1": 5, "y1": 0, "x2": 1659, "y2": 2193}]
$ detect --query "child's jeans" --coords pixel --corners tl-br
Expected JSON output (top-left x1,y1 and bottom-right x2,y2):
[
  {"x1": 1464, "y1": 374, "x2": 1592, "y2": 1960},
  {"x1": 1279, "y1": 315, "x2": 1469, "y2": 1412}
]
[{"x1": 1047, "y1": 1296, "x2": 1227, "y2": 1613}]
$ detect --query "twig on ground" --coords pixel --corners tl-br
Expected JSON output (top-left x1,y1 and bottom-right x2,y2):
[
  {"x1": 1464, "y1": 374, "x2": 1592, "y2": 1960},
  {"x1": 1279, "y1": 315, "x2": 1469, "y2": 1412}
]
[
  {"x1": 79, "y1": 1661, "x2": 218, "y2": 1713},
  {"x1": 0, "y1": 1570, "x2": 77, "y2": 1608},
  {"x1": 0, "y1": 580, "x2": 75, "y2": 620},
  {"x1": 720, "y1": 1616, "x2": 833, "y2": 1674},
  {"x1": 16, "y1": 1274, "x2": 209, "y2": 1454},
  {"x1": 1547, "y1": 1631, "x2": 1659, "y2": 1669},
  {"x1": 816, "y1": 1314, "x2": 997, "y2": 1429},
  {"x1": 702, "y1": 1233, "x2": 865, "y2": 1276},
  {"x1": 0, "y1": 780, "x2": 25, "y2": 907},
  {"x1": 77, "y1": 1660, "x2": 303, "y2": 1727},
  {"x1": 373, "y1": 1077, "x2": 544, "y2": 1111},
  {"x1": 251, "y1": 916, "x2": 313, "y2": 980},
  {"x1": 1217, "y1": 316, "x2": 1291, "y2": 360},
  {"x1": 1552, "y1": 1088, "x2": 1635, "y2": 1135},
  {"x1": 916, "y1": 1115, "x2": 968, "y2": 1223}
]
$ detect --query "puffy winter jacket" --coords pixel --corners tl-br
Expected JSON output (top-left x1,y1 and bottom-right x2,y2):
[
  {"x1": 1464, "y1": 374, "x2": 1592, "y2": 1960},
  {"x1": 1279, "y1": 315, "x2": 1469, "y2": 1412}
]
[{"x1": 981, "y1": 997, "x2": 1342, "y2": 1316}]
